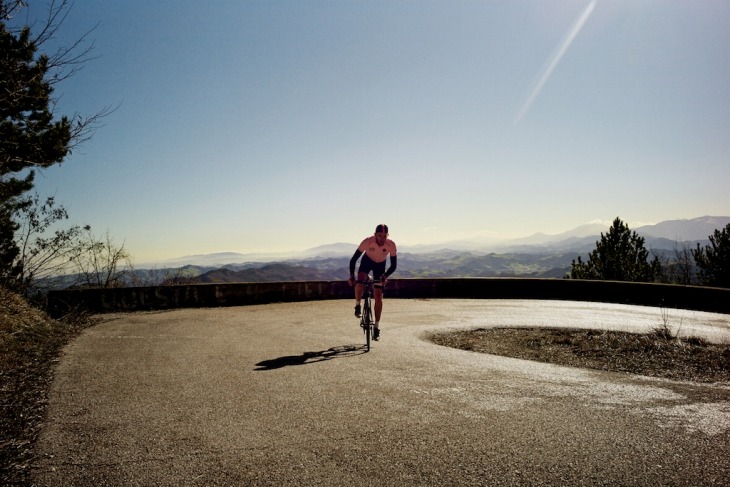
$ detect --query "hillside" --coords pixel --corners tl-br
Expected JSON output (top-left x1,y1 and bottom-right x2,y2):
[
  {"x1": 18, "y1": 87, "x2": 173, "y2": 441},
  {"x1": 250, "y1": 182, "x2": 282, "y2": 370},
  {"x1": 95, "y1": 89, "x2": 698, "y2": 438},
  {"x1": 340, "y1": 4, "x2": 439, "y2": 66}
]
[
  {"x1": 0, "y1": 287, "x2": 89, "y2": 483},
  {"x1": 198, "y1": 262, "x2": 347, "y2": 283},
  {"x1": 194, "y1": 251, "x2": 576, "y2": 283}
]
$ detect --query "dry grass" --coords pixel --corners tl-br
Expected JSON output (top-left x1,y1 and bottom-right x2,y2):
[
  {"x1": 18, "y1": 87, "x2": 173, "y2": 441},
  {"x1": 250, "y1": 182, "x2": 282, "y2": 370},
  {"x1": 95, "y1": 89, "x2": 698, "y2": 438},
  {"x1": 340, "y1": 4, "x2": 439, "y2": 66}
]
[
  {"x1": 429, "y1": 327, "x2": 730, "y2": 383},
  {"x1": 1, "y1": 286, "x2": 95, "y2": 486}
]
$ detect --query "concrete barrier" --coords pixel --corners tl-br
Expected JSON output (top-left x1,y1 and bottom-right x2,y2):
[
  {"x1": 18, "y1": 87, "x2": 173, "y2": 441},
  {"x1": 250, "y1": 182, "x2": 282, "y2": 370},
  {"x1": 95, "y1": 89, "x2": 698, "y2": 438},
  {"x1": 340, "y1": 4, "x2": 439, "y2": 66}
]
[{"x1": 46, "y1": 278, "x2": 730, "y2": 317}]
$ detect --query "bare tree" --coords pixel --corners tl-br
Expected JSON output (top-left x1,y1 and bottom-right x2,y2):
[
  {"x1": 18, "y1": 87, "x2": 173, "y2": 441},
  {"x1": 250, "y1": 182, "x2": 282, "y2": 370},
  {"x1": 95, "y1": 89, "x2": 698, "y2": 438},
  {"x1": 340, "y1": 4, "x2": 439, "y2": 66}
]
[
  {"x1": 0, "y1": 0, "x2": 26, "y2": 21},
  {"x1": 8, "y1": 193, "x2": 87, "y2": 291},
  {"x1": 672, "y1": 241, "x2": 695, "y2": 285},
  {"x1": 656, "y1": 241, "x2": 696, "y2": 285},
  {"x1": 70, "y1": 229, "x2": 130, "y2": 288},
  {"x1": 160, "y1": 267, "x2": 200, "y2": 286}
]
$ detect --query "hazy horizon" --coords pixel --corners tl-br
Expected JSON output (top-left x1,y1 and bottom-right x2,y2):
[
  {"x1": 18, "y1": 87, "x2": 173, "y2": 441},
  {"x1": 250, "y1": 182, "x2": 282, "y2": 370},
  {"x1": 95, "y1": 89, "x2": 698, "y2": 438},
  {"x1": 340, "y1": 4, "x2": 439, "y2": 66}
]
[
  {"x1": 18, "y1": 1, "x2": 729, "y2": 263},
  {"x1": 135, "y1": 214, "x2": 729, "y2": 267}
]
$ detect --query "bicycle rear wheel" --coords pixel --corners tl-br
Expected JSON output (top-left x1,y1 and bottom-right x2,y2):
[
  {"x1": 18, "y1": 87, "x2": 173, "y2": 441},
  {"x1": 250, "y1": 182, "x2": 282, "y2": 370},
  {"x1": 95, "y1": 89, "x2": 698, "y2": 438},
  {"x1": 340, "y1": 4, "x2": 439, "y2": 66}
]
[{"x1": 363, "y1": 299, "x2": 372, "y2": 351}]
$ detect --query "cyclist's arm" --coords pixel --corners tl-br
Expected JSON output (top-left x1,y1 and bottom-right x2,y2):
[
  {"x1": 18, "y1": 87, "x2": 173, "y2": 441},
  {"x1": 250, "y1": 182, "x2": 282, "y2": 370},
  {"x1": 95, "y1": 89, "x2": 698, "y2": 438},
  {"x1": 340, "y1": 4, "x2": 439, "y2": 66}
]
[
  {"x1": 349, "y1": 249, "x2": 363, "y2": 278},
  {"x1": 384, "y1": 255, "x2": 397, "y2": 278}
]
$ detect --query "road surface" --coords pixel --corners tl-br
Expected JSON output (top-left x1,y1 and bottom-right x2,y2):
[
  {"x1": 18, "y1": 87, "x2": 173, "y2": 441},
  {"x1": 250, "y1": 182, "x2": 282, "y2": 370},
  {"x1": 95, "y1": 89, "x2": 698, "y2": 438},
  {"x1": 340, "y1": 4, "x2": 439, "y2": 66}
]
[{"x1": 32, "y1": 299, "x2": 730, "y2": 486}]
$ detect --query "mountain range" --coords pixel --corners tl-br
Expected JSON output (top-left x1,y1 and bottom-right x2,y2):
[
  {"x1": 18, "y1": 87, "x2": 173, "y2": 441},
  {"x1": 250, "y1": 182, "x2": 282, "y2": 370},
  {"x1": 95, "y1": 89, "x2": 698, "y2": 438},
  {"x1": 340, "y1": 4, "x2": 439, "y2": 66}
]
[
  {"x1": 103, "y1": 215, "x2": 725, "y2": 285},
  {"x1": 144, "y1": 216, "x2": 729, "y2": 269}
]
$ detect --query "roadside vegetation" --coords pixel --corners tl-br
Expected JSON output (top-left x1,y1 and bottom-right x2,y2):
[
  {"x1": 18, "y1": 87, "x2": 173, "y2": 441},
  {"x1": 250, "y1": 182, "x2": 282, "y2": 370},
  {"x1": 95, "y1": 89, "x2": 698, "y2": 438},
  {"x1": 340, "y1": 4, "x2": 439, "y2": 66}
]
[
  {"x1": 570, "y1": 217, "x2": 730, "y2": 288},
  {"x1": 429, "y1": 325, "x2": 730, "y2": 383},
  {"x1": 0, "y1": 286, "x2": 95, "y2": 484}
]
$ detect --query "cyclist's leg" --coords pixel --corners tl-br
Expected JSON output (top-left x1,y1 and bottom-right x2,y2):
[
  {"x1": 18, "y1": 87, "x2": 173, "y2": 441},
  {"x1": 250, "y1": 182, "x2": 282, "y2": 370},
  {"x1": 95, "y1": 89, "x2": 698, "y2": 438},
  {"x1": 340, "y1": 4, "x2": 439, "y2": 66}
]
[
  {"x1": 355, "y1": 272, "x2": 367, "y2": 301},
  {"x1": 355, "y1": 257, "x2": 375, "y2": 309},
  {"x1": 373, "y1": 286, "x2": 383, "y2": 323},
  {"x1": 372, "y1": 285, "x2": 383, "y2": 341},
  {"x1": 372, "y1": 262, "x2": 386, "y2": 327}
]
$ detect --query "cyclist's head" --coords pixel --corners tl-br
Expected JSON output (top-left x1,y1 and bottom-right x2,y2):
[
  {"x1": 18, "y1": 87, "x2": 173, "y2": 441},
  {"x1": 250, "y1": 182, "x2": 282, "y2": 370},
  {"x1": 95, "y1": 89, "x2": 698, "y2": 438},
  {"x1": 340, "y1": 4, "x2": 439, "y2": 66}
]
[{"x1": 374, "y1": 224, "x2": 389, "y2": 243}]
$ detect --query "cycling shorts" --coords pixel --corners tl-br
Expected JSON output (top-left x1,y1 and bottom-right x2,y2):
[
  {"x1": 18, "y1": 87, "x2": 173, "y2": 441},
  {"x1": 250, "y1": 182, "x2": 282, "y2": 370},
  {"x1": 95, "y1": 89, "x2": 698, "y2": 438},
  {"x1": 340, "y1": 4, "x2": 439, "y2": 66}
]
[{"x1": 357, "y1": 254, "x2": 386, "y2": 284}]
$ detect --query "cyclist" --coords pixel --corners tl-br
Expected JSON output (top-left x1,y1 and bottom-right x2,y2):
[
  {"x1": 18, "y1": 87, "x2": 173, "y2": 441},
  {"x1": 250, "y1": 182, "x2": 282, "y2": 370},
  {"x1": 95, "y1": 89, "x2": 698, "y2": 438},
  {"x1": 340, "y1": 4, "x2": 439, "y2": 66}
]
[{"x1": 348, "y1": 224, "x2": 398, "y2": 341}]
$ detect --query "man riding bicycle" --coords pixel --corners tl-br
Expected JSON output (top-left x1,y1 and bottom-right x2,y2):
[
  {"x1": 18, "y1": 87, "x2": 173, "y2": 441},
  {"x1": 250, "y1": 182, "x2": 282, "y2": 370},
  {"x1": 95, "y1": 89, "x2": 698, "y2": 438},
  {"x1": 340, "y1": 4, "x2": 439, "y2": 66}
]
[{"x1": 348, "y1": 224, "x2": 397, "y2": 341}]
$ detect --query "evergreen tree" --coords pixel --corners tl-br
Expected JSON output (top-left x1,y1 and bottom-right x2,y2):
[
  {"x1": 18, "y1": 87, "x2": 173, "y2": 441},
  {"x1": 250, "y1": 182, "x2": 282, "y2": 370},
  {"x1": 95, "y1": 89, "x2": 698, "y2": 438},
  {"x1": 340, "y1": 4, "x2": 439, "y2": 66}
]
[
  {"x1": 1, "y1": 1, "x2": 105, "y2": 284},
  {"x1": 570, "y1": 217, "x2": 660, "y2": 282},
  {"x1": 692, "y1": 223, "x2": 730, "y2": 288}
]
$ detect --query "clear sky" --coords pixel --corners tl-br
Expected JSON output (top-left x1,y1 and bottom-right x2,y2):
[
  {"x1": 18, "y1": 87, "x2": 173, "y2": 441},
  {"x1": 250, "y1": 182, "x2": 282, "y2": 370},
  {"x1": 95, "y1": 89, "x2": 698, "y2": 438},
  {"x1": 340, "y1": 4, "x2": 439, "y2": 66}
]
[{"x1": 18, "y1": 0, "x2": 730, "y2": 263}]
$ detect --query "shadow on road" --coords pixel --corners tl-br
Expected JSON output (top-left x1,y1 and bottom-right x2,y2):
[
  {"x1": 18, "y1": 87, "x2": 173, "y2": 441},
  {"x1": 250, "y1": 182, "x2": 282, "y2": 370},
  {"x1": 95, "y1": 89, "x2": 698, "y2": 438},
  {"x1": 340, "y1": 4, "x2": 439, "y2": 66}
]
[{"x1": 254, "y1": 345, "x2": 366, "y2": 371}]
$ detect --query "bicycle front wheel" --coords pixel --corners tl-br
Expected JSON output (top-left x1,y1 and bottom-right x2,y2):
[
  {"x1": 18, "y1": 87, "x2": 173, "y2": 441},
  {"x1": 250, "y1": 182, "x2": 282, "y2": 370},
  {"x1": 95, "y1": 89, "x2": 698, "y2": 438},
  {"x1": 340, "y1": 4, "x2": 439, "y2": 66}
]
[{"x1": 363, "y1": 300, "x2": 372, "y2": 351}]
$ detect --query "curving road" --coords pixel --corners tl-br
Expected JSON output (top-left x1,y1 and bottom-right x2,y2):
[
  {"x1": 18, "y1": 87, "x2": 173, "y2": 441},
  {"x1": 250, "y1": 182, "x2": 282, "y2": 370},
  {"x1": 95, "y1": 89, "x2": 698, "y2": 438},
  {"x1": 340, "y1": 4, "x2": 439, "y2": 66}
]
[{"x1": 33, "y1": 300, "x2": 730, "y2": 486}]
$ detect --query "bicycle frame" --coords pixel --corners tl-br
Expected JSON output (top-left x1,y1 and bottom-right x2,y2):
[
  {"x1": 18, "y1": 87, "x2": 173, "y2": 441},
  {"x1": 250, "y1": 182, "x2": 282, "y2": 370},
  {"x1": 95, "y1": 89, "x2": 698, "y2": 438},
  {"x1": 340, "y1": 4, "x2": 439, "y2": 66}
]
[{"x1": 358, "y1": 278, "x2": 375, "y2": 351}]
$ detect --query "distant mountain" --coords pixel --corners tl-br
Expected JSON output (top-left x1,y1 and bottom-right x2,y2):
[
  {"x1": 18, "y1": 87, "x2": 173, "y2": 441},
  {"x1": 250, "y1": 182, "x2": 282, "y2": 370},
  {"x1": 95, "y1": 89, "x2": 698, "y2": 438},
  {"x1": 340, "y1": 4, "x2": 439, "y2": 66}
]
[
  {"x1": 506, "y1": 222, "x2": 610, "y2": 246},
  {"x1": 395, "y1": 251, "x2": 575, "y2": 278},
  {"x1": 38, "y1": 215, "x2": 728, "y2": 290},
  {"x1": 635, "y1": 216, "x2": 730, "y2": 241},
  {"x1": 298, "y1": 243, "x2": 354, "y2": 258},
  {"x1": 495, "y1": 235, "x2": 601, "y2": 254},
  {"x1": 193, "y1": 251, "x2": 577, "y2": 283},
  {"x1": 139, "y1": 215, "x2": 729, "y2": 268},
  {"x1": 145, "y1": 251, "x2": 299, "y2": 268},
  {"x1": 198, "y1": 262, "x2": 347, "y2": 283},
  {"x1": 495, "y1": 216, "x2": 727, "y2": 254}
]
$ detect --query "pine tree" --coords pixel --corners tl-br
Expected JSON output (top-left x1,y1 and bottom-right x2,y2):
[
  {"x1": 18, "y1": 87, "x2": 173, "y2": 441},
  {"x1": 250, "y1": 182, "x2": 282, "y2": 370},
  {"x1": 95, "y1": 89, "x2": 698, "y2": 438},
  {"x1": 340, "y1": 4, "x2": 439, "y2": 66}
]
[
  {"x1": 570, "y1": 217, "x2": 660, "y2": 282},
  {"x1": 692, "y1": 223, "x2": 730, "y2": 288},
  {"x1": 1, "y1": 1, "x2": 106, "y2": 284}
]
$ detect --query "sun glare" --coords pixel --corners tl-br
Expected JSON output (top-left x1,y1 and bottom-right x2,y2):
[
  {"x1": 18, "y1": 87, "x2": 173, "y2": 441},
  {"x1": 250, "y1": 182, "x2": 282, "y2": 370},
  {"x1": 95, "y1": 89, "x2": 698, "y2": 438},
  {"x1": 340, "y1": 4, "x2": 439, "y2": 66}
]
[{"x1": 514, "y1": 0, "x2": 597, "y2": 125}]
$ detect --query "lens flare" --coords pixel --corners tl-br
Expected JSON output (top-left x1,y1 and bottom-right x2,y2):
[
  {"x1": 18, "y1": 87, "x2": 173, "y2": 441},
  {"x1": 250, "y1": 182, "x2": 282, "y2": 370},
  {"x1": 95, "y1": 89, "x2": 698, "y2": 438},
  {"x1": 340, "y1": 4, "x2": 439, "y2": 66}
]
[{"x1": 514, "y1": 0, "x2": 597, "y2": 125}]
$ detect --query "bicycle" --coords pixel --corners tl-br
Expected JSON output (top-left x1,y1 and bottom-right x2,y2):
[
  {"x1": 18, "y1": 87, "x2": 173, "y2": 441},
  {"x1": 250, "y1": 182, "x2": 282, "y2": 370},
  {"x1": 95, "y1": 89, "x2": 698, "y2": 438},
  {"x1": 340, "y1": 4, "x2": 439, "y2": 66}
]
[{"x1": 357, "y1": 277, "x2": 379, "y2": 352}]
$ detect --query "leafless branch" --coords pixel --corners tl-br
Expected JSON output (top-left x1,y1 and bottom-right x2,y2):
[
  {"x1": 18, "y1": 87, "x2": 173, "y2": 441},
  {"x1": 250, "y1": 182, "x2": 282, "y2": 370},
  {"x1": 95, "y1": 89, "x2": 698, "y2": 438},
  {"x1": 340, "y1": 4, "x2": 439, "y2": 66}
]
[{"x1": 1, "y1": 0, "x2": 27, "y2": 21}]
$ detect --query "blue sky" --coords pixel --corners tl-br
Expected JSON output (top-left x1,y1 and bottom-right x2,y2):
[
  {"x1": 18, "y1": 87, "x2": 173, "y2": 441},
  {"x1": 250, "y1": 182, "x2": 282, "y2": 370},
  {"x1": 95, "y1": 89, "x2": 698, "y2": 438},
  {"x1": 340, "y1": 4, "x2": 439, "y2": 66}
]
[{"x1": 18, "y1": 0, "x2": 730, "y2": 263}]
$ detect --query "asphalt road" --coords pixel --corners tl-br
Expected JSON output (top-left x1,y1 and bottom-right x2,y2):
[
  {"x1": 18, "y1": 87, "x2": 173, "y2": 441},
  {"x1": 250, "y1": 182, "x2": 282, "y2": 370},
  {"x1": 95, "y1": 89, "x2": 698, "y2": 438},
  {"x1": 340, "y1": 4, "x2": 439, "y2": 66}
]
[{"x1": 32, "y1": 299, "x2": 730, "y2": 486}]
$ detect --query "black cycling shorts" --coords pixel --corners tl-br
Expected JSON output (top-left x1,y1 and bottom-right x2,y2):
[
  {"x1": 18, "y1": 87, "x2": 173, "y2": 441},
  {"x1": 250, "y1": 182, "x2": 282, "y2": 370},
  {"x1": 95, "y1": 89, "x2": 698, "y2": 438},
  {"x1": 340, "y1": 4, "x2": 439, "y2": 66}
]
[{"x1": 357, "y1": 254, "x2": 386, "y2": 282}]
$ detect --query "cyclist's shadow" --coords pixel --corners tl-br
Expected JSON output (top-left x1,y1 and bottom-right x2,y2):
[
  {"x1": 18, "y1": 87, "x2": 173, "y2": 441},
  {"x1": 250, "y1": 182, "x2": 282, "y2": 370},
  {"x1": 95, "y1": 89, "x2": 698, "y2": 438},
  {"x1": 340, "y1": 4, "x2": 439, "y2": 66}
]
[{"x1": 254, "y1": 344, "x2": 367, "y2": 371}]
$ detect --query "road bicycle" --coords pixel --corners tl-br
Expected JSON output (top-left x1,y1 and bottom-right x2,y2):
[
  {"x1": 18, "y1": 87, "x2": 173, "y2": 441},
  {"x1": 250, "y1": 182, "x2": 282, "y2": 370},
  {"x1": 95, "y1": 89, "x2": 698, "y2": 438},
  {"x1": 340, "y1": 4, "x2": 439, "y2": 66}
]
[{"x1": 358, "y1": 277, "x2": 378, "y2": 352}]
